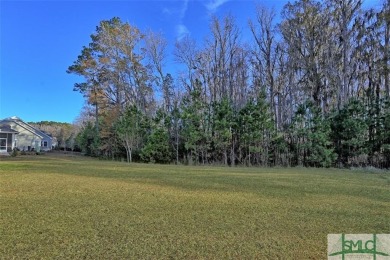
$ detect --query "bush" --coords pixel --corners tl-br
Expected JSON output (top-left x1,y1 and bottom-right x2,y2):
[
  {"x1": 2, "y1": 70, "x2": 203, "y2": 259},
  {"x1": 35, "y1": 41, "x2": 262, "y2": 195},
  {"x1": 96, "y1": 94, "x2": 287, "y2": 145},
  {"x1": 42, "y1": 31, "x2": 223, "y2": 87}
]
[{"x1": 11, "y1": 148, "x2": 18, "y2": 157}]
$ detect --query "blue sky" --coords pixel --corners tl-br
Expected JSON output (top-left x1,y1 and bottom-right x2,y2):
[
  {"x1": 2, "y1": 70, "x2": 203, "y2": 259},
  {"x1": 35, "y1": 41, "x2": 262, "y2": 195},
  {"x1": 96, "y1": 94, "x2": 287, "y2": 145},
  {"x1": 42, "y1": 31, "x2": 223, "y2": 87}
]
[{"x1": 0, "y1": 0, "x2": 382, "y2": 123}]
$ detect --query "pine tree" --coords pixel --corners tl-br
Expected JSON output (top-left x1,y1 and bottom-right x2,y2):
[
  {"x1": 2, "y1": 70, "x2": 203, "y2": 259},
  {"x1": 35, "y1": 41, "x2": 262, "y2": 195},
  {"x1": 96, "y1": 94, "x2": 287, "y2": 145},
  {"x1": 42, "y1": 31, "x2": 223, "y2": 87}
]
[
  {"x1": 141, "y1": 109, "x2": 172, "y2": 163},
  {"x1": 76, "y1": 122, "x2": 100, "y2": 157},
  {"x1": 330, "y1": 99, "x2": 368, "y2": 167},
  {"x1": 213, "y1": 97, "x2": 234, "y2": 165},
  {"x1": 290, "y1": 102, "x2": 335, "y2": 167},
  {"x1": 238, "y1": 91, "x2": 273, "y2": 166},
  {"x1": 181, "y1": 80, "x2": 208, "y2": 165}
]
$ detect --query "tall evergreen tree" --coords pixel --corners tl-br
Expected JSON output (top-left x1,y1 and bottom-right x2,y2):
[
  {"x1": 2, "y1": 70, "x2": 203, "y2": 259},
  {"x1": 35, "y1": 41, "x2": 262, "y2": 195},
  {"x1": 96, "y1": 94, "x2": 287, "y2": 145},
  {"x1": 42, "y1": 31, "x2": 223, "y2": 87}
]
[
  {"x1": 213, "y1": 97, "x2": 234, "y2": 165},
  {"x1": 141, "y1": 109, "x2": 172, "y2": 163},
  {"x1": 181, "y1": 80, "x2": 209, "y2": 165},
  {"x1": 330, "y1": 99, "x2": 368, "y2": 167},
  {"x1": 238, "y1": 91, "x2": 273, "y2": 166}
]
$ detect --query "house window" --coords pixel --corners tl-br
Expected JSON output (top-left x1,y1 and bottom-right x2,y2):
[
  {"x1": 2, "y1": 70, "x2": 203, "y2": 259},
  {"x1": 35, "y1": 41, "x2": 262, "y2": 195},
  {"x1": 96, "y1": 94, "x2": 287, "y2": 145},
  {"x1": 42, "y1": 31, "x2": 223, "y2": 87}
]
[
  {"x1": 41, "y1": 141, "x2": 48, "y2": 147},
  {"x1": 0, "y1": 138, "x2": 6, "y2": 151}
]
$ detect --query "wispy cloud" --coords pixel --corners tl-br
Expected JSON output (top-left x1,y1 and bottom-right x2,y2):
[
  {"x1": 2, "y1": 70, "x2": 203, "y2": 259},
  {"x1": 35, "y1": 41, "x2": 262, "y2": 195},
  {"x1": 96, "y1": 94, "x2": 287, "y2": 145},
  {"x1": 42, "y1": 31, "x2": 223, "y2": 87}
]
[
  {"x1": 176, "y1": 24, "x2": 190, "y2": 41},
  {"x1": 160, "y1": 0, "x2": 191, "y2": 41},
  {"x1": 205, "y1": 0, "x2": 231, "y2": 13},
  {"x1": 162, "y1": 7, "x2": 173, "y2": 16},
  {"x1": 162, "y1": 0, "x2": 188, "y2": 18},
  {"x1": 179, "y1": 0, "x2": 189, "y2": 19},
  {"x1": 165, "y1": 0, "x2": 189, "y2": 41}
]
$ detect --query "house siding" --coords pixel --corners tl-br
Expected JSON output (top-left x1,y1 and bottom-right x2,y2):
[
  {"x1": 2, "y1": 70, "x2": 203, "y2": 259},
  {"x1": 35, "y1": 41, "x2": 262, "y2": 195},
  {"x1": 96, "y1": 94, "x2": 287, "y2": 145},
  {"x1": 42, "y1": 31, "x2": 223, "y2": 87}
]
[{"x1": 9, "y1": 123, "x2": 42, "y2": 151}]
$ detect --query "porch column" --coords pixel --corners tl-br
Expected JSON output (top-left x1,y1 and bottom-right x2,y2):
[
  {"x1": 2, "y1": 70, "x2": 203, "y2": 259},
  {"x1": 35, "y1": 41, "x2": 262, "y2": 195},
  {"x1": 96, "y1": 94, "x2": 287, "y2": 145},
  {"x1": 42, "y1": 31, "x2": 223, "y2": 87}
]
[{"x1": 11, "y1": 134, "x2": 15, "y2": 150}]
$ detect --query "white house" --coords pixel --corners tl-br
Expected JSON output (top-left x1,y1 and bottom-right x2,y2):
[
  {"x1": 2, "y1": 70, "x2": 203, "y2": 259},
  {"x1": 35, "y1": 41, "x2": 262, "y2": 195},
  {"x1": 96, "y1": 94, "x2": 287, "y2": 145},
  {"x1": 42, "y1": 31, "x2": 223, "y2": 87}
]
[{"x1": 0, "y1": 116, "x2": 54, "y2": 152}]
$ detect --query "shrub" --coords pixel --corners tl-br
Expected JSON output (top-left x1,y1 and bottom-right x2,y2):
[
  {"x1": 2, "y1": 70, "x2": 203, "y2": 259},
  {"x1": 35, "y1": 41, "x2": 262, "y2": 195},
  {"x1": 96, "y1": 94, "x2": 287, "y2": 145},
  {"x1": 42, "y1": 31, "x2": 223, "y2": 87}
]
[{"x1": 11, "y1": 148, "x2": 18, "y2": 157}]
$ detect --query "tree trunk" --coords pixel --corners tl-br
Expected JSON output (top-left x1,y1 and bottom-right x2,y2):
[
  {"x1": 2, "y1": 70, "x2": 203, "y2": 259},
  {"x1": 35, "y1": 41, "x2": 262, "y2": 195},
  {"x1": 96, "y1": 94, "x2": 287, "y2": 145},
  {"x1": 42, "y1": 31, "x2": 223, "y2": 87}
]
[
  {"x1": 230, "y1": 139, "x2": 235, "y2": 167},
  {"x1": 176, "y1": 134, "x2": 179, "y2": 165},
  {"x1": 125, "y1": 139, "x2": 132, "y2": 163},
  {"x1": 224, "y1": 149, "x2": 228, "y2": 166}
]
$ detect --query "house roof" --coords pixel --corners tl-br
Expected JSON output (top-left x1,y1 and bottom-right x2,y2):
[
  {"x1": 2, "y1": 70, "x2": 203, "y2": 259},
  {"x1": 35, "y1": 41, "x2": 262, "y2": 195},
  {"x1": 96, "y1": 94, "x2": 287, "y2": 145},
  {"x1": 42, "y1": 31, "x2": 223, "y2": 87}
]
[
  {"x1": 0, "y1": 124, "x2": 19, "y2": 134},
  {"x1": 0, "y1": 116, "x2": 51, "y2": 140}
]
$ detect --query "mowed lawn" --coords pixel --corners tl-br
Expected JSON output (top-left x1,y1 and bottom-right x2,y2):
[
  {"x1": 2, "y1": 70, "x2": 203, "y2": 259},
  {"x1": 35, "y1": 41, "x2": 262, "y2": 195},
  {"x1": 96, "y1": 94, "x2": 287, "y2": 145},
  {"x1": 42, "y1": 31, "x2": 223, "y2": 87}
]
[{"x1": 0, "y1": 154, "x2": 389, "y2": 259}]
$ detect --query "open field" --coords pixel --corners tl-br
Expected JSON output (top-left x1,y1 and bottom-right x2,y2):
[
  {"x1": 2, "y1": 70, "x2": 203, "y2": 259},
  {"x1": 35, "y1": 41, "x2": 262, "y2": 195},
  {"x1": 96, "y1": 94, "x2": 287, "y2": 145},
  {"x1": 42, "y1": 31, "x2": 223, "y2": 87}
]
[{"x1": 1, "y1": 154, "x2": 389, "y2": 259}]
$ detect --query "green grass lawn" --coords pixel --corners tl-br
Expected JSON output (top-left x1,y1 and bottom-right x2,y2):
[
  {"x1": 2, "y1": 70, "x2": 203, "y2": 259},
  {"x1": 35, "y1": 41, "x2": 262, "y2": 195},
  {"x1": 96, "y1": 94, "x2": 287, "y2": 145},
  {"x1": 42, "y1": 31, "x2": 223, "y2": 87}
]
[{"x1": 1, "y1": 154, "x2": 389, "y2": 259}]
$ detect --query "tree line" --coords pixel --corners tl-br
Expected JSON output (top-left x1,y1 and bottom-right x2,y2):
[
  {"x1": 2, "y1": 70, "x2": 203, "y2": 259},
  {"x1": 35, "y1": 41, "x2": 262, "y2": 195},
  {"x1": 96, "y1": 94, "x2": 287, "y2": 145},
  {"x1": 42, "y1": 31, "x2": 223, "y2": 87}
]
[{"x1": 67, "y1": 0, "x2": 390, "y2": 168}]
